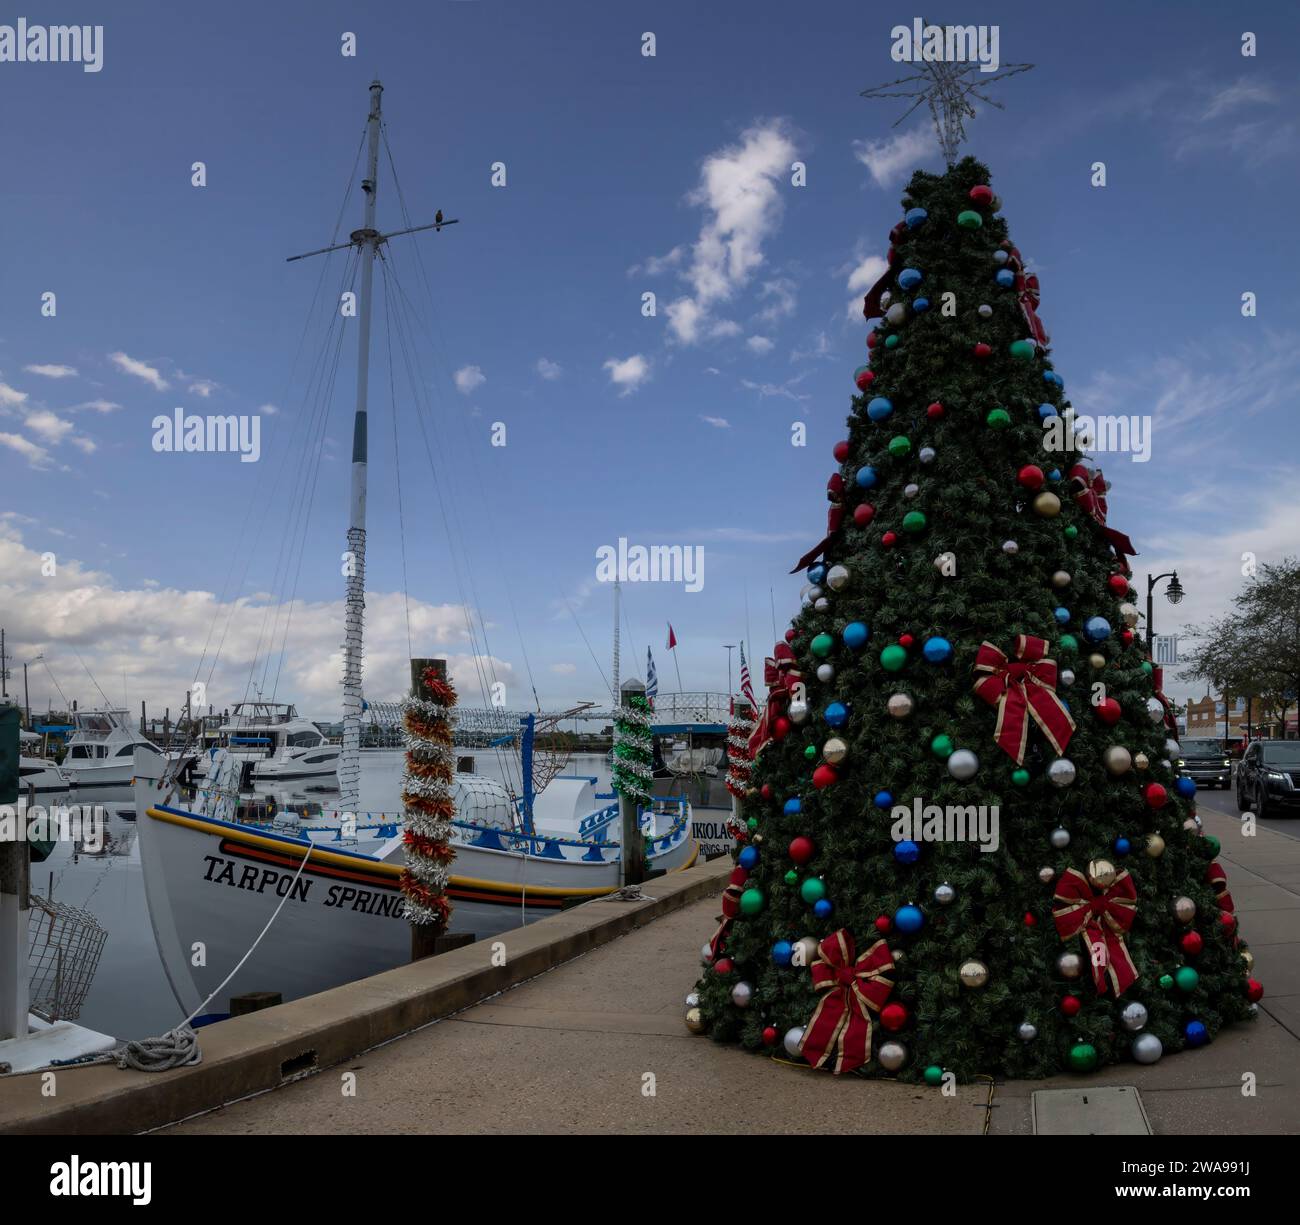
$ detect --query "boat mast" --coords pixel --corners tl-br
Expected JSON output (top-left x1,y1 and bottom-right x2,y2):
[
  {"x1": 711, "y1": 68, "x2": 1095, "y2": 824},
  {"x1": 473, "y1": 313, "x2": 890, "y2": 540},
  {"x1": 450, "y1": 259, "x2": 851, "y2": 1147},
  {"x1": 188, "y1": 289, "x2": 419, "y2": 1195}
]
[
  {"x1": 611, "y1": 578, "x2": 621, "y2": 712},
  {"x1": 339, "y1": 80, "x2": 384, "y2": 816}
]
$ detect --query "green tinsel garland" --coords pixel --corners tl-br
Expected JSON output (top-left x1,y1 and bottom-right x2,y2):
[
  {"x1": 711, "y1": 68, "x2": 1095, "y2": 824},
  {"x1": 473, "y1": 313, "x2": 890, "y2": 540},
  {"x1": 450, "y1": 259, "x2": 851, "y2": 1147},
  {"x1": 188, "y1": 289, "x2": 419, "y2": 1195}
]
[{"x1": 612, "y1": 693, "x2": 654, "y2": 806}]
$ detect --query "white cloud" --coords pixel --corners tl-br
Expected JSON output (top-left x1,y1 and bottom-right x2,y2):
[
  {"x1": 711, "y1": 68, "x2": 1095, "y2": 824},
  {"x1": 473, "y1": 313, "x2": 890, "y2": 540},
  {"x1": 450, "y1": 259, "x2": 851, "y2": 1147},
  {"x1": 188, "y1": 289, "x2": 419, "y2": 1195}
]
[
  {"x1": 740, "y1": 376, "x2": 810, "y2": 402},
  {"x1": 603, "y1": 354, "x2": 651, "y2": 396},
  {"x1": 453, "y1": 365, "x2": 486, "y2": 395},
  {"x1": 69, "y1": 399, "x2": 121, "y2": 414},
  {"x1": 0, "y1": 382, "x2": 29, "y2": 410},
  {"x1": 664, "y1": 121, "x2": 798, "y2": 344},
  {"x1": 109, "y1": 351, "x2": 170, "y2": 391},
  {"x1": 701, "y1": 415, "x2": 731, "y2": 428},
  {"x1": 550, "y1": 662, "x2": 577, "y2": 675},
  {"x1": 535, "y1": 357, "x2": 562, "y2": 381},
  {"x1": 844, "y1": 252, "x2": 888, "y2": 319},
  {"x1": 23, "y1": 409, "x2": 75, "y2": 445},
  {"x1": 1202, "y1": 79, "x2": 1277, "y2": 121},
  {"x1": 791, "y1": 331, "x2": 833, "y2": 362},
  {"x1": 259, "y1": 403, "x2": 280, "y2": 416},
  {"x1": 627, "y1": 246, "x2": 686, "y2": 277},
  {"x1": 189, "y1": 379, "x2": 219, "y2": 398},
  {"x1": 708, "y1": 319, "x2": 742, "y2": 339},
  {"x1": 0, "y1": 432, "x2": 53, "y2": 469},
  {"x1": 23, "y1": 363, "x2": 78, "y2": 379},
  {"x1": 746, "y1": 336, "x2": 774, "y2": 354},
  {"x1": 852, "y1": 126, "x2": 936, "y2": 189},
  {"x1": 756, "y1": 276, "x2": 797, "y2": 325}
]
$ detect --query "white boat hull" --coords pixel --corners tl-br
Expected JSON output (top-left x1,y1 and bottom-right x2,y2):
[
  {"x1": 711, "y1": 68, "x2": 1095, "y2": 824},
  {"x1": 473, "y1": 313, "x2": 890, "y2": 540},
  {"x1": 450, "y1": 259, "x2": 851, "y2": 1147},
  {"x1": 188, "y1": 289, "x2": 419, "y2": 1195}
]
[{"x1": 61, "y1": 759, "x2": 139, "y2": 788}]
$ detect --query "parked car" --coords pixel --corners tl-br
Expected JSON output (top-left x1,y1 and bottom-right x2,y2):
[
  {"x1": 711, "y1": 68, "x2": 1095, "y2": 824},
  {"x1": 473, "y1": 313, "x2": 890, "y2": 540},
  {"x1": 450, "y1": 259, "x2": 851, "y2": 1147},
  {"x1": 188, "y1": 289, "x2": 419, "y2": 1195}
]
[
  {"x1": 1235, "y1": 740, "x2": 1300, "y2": 819},
  {"x1": 1176, "y1": 737, "x2": 1232, "y2": 789}
]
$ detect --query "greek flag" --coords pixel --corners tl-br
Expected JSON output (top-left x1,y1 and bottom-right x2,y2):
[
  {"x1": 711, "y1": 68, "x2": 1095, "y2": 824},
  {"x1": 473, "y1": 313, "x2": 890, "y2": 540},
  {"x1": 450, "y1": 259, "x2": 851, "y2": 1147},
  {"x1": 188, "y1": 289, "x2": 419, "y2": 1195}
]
[{"x1": 646, "y1": 646, "x2": 658, "y2": 708}]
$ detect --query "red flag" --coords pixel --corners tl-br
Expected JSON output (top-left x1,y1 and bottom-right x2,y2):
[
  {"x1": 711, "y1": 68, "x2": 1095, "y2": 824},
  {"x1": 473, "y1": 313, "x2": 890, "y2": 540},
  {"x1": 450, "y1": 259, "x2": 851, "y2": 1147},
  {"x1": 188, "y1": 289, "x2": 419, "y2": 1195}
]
[{"x1": 666, "y1": 623, "x2": 677, "y2": 650}]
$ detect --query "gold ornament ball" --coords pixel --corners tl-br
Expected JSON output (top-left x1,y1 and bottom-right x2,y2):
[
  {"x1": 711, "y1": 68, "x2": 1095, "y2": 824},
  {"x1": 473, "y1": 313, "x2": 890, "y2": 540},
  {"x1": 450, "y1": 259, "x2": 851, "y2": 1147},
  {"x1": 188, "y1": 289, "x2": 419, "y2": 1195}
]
[
  {"x1": 685, "y1": 1007, "x2": 704, "y2": 1033},
  {"x1": 1052, "y1": 570, "x2": 1072, "y2": 588},
  {"x1": 1145, "y1": 833, "x2": 1166, "y2": 858},
  {"x1": 794, "y1": 936, "x2": 819, "y2": 965},
  {"x1": 1242, "y1": 950, "x2": 1255, "y2": 972},
  {"x1": 1089, "y1": 653, "x2": 1106, "y2": 669},
  {"x1": 1182, "y1": 817, "x2": 1198, "y2": 831},
  {"x1": 1134, "y1": 752, "x2": 1150, "y2": 771},
  {"x1": 1103, "y1": 745, "x2": 1132, "y2": 775},
  {"x1": 1088, "y1": 858, "x2": 1118, "y2": 889},
  {"x1": 1057, "y1": 951, "x2": 1083, "y2": 979},
  {"x1": 1120, "y1": 602, "x2": 1140, "y2": 628},
  {"x1": 1038, "y1": 866, "x2": 1056, "y2": 884},
  {"x1": 887, "y1": 693, "x2": 915, "y2": 718},
  {"x1": 823, "y1": 737, "x2": 848, "y2": 765},
  {"x1": 959, "y1": 959, "x2": 990, "y2": 989},
  {"x1": 1033, "y1": 491, "x2": 1062, "y2": 517},
  {"x1": 1173, "y1": 896, "x2": 1196, "y2": 923}
]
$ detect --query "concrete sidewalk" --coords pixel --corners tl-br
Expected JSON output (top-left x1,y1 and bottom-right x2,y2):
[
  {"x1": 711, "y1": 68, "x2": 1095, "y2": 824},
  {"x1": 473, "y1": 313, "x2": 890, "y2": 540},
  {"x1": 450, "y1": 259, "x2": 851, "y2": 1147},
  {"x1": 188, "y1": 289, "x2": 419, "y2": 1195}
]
[{"x1": 166, "y1": 792, "x2": 1300, "y2": 1135}]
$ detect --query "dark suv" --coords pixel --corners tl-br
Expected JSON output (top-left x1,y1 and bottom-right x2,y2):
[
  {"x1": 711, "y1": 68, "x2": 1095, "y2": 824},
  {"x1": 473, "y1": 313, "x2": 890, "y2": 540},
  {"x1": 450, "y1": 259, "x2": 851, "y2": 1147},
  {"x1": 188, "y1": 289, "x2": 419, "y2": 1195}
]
[
  {"x1": 1236, "y1": 740, "x2": 1300, "y2": 819},
  {"x1": 1177, "y1": 738, "x2": 1232, "y2": 789}
]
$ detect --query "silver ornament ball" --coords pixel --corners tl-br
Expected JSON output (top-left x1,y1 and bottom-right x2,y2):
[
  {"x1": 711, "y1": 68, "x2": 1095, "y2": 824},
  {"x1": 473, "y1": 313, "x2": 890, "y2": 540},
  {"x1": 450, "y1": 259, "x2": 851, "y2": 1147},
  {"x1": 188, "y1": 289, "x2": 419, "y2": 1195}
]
[
  {"x1": 1047, "y1": 758, "x2": 1077, "y2": 788},
  {"x1": 877, "y1": 1040, "x2": 908, "y2": 1071},
  {"x1": 1017, "y1": 1021, "x2": 1038, "y2": 1042},
  {"x1": 1056, "y1": 951, "x2": 1083, "y2": 979},
  {"x1": 947, "y1": 748, "x2": 979, "y2": 781},
  {"x1": 816, "y1": 662, "x2": 835, "y2": 683},
  {"x1": 918, "y1": 446, "x2": 936, "y2": 464},
  {"x1": 783, "y1": 1026, "x2": 805, "y2": 1059},
  {"x1": 1131, "y1": 1032, "x2": 1163, "y2": 1064},
  {"x1": 887, "y1": 692, "x2": 914, "y2": 718},
  {"x1": 730, "y1": 981, "x2": 754, "y2": 1008},
  {"x1": 1120, "y1": 1001, "x2": 1148, "y2": 1032},
  {"x1": 934, "y1": 882, "x2": 956, "y2": 906},
  {"x1": 685, "y1": 991, "x2": 700, "y2": 1008},
  {"x1": 1050, "y1": 826, "x2": 1071, "y2": 849},
  {"x1": 1059, "y1": 668, "x2": 1075, "y2": 687},
  {"x1": 826, "y1": 564, "x2": 850, "y2": 591},
  {"x1": 1002, "y1": 539, "x2": 1019, "y2": 555}
]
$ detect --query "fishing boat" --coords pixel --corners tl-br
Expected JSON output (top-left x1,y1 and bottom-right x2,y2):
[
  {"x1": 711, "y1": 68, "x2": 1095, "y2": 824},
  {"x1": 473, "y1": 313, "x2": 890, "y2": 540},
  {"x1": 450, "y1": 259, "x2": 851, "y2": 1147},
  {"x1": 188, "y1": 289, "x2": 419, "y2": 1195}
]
[
  {"x1": 191, "y1": 701, "x2": 340, "y2": 783},
  {"x1": 59, "y1": 708, "x2": 164, "y2": 788},
  {"x1": 132, "y1": 80, "x2": 697, "y2": 1015}
]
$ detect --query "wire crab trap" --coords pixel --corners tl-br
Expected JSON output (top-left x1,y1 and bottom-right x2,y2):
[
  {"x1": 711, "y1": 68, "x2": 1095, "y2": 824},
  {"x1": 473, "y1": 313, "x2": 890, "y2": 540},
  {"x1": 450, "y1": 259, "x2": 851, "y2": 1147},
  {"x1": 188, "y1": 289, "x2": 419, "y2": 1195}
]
[{"x1": 27, "y1": 894, "x2": 108, "y2": 1022}]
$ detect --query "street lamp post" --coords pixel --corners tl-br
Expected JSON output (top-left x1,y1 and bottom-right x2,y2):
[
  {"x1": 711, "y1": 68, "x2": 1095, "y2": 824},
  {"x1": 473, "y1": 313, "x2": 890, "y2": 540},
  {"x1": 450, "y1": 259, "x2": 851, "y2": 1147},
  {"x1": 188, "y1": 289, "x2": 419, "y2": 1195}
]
[
  {"x1": 723, "y1": 644, "x2": 736, "y2": 700},
  {"x1": 22, "y1": 655, "x2": 42, "y2": 731},
  {"x1": 1145, "y1": 570, "x2": 1184, "y2": 655}
]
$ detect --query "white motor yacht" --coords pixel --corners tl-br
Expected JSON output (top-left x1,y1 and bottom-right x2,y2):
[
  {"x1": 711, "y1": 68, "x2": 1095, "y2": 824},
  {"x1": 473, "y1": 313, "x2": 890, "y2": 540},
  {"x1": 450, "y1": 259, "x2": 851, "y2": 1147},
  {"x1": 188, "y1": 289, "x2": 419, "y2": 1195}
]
[
  {"x1": 59, "y1": 709, "x2": 165, "y2": 787},
  {"x1": 193, "y1": 701, "x2": 339, "y2": 783}
]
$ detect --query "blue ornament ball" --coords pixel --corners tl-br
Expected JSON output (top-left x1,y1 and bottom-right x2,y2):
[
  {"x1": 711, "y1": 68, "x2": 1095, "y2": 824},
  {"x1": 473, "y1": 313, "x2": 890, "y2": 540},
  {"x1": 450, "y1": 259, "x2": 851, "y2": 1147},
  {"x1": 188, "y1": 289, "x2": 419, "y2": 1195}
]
[
  {"x1": 738, "y1": 846, "x2": 759, "y2": 869},
  {"x1": 1114, "y1": 837, "x2": 1131, "y2": 856},
  {"x1": 1044, "y1": 371, "x2": 1064, "y2": 389},
  {"x1": 996, "y1": 268, "x2": 1016, "y2": 288},
  {"x1": 1038, "y1": 403, "x2": 1058, "y2": 420},
  {"x1": 813, "y1": 898, "x2": 834, "y2": 919},
  {"x1": 923, "y1": 636, "x2": 953, "y2": 663},
  {"x1": 1047, "y1": 468, "x2": 1062, "y2": 481},
  {"x1": 1184, "y1": 1020, "x2": 1209, "y2": 1047},
  {"x1": 1084, "y1": 616, "x2": 1112, "y2": 643},
  {"x1": 912, "y1": 297, "x2": 930, "y2": 313},
  {"x1": 843, "y1": 621, "x2": 870, "y2": 649},
  {"x1": 771, "y1": 940, "x2": 793, "y2": 967},
  {"x1": 904, "y1": 207, "x2": 928, "y2": 228},
  {"x1": 1176, "y1": 775, "x2": 1197, "y2": 798},
  {"x1": 895, "y1": 904, "x2": 925, "y2": 933},
  {"x1": 874, "y1": 790, "x2": 894, "y2": 809},
  {"x1": 894, "y1": 839, "x2": 921, "y2": 864},
  {"x1": 856, "y1": 465, "x2": 879, "y2": 489},
  {"x1": 807, "y1": 564, "x2": 827, "y2": 585},
  {"x1": 867, "y1": 397, "x2": 894, "y2": 422},
  {"x1": 824, "y1": 702, "x2": 848, "y2": 728},
  {"x1": 898, "y1": 267, "x2": 923, "y2": 289},
  {"x1": 1053, "y1": 607, "x2": 1071, "y2": 625},
  {"x1": 783, "y1": 797, "x2": 802, "y2": 815}
]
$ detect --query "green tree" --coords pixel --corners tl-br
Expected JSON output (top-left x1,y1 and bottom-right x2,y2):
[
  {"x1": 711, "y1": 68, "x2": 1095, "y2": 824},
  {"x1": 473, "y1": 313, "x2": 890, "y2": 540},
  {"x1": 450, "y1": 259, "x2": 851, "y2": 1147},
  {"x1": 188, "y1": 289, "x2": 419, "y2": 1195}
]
[{"x1": 691, "y1": 158, "x2": 1256, "y2": 1081}]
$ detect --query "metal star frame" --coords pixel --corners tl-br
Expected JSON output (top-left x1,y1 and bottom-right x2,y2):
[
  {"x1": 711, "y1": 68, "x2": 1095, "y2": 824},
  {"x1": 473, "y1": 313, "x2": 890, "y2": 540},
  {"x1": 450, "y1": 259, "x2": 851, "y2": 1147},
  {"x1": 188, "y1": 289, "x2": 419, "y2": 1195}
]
[{"x1": 861, "y1": 50, "x2": 1034, "y2": 163}]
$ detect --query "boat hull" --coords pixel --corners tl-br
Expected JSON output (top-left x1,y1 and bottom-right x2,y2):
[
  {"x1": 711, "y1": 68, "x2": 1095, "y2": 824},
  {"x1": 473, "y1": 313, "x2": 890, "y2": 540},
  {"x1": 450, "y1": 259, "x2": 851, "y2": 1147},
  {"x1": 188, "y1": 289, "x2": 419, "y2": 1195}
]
[{"x1": 61, "y1": 760, "x2": 138, "y2": 788}]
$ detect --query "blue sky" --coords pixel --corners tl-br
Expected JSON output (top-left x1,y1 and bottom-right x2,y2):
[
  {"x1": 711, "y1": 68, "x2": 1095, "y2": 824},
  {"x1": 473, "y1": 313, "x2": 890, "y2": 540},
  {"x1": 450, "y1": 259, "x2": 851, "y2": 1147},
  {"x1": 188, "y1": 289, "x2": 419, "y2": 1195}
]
[{"x1": 2, "y1": 0, "x2": 1299, "y2": 717}]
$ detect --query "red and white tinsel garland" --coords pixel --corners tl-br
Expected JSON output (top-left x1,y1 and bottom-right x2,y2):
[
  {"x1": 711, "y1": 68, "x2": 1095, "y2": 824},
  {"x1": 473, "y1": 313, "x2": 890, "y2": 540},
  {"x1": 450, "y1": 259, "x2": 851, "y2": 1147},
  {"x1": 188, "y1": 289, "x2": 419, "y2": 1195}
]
[
  {"x1": 399, "y1": 666, "x2": 458, "y2": 930},
  {"x1": 725, "y1": 703, "x2": 756, "y2": 835}
]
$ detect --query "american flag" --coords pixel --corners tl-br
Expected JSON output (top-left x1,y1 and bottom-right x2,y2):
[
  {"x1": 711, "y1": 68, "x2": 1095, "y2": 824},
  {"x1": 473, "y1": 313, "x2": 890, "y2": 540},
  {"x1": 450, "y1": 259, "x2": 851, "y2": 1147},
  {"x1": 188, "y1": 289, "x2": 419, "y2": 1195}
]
[
  {"x1": 646, "y1": 646, "x2": 658, "y2": 708},
  {"x1": 739, "y1": 642, "x2": 757, "y2": 711}
]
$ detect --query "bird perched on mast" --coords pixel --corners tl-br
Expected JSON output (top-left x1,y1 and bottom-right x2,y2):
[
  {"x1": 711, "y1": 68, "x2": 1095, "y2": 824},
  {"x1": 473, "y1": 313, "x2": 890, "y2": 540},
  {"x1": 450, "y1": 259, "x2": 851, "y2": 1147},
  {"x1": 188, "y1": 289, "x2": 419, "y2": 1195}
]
[{"x1": 435, "y1": 209, "x2": 443, "y2": 232}]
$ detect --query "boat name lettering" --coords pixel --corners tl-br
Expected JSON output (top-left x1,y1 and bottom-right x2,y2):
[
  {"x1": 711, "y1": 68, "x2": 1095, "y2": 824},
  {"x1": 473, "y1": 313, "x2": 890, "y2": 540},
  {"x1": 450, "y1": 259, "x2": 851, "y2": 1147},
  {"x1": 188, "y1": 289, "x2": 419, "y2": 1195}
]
[{"x1": 202, "y1": 854, "x2": 312, "y2": 901}]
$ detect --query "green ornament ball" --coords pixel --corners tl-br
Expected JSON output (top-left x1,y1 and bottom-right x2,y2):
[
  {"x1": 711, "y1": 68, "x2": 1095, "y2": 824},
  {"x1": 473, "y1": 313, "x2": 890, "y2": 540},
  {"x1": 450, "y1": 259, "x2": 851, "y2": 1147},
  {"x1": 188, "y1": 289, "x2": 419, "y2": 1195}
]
[
  {"x1": 1204, "y1": 835, "x2": 1221, "y2": 856},
  {"x1": 800, "y1": 877, "x2": 827, "y2": 905},
  {"x1": 784, "y1": 869, "x2": 798, "y2": 886},
  {"x1": 1175, "y1": 966, "x2": 1200, "y2": 993},
  {"x1": 986, "y1": 407, "x2": 1011, "y2": 429},
  {"x1": 1159, "y1": 973, "x2": 1175, "y2": 991},
  {"x1": 885, "y1": 334, "x2": 899, "y2": 349},
  {"x1": 803, "y1": 744, "x2": 817, "y2": 761},
  {"x1": 1063, "y1": 525, "x2": 1078, "y2": 539},
  {"x1": 746, "y1": 817, "x2": 758, "y2": 832},
  {"x1": 923, "y1": 1064, "x2": 945, "y2": 1086},
  {"x1": 810, "y1": 633, "x2": 835, "y2": 658},
  {"x1": 1058, "y1": 634, "x2": 1079, "y2": 654},
  {"x1": 881, "y1": 644, "x2": 908, "y2": 672},
  {"x1": 956, "y1": 209, "x2": 983, "y2": 230},
  {"x1": 931, "y1": 733, "x2": 954, "y2": 759},
  {"x1": 1012, "y1": 768, "x2": 1031, "y2": 786},
  {"x1": 1009, "y1": 339, "x2": 1036, "y2": 361},
  {"x1": 902, "y1": 510, "x2": 927, "y2": 534},
  {"x1": 1141, "y1": 661, "x2": 1153, "y2": 675},
  {"x1": 1069, "y1": 1042, "x2": 1099, "y2": 1073},
  {"x1": 888, "y1": 434, "x2": 912, "y2": 458},
  {"x1": 740, "y1": 887, "x2": 765, "y2": 916}
]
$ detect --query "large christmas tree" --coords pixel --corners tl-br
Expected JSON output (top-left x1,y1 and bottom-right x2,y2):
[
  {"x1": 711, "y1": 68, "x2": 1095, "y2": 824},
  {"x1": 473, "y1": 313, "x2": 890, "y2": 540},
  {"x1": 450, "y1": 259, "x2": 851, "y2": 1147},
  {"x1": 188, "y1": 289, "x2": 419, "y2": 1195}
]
[{"x1": 688, "y1": 156, "x2": 1262, "y2": 1081}]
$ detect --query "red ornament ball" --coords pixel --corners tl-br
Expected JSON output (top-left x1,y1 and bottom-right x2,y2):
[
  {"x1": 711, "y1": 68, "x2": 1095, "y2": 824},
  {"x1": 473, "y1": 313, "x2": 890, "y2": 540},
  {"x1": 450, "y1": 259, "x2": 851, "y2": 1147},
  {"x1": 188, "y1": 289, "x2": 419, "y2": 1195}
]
[
  {"x1": 898, "y1": 633, "x2": 914, "y2": 648},
  {"x1": 969, "y1": 184, "x2": 994, "y2": 206},
  {"x1": 972, "y1": 342, "x2": 992, "y2": 360},
  {"x1": 855, "y1": 369, "x2": 874, "y2": 391},
  {"x1": 1121, "y1": 630, "x2": 1134, "y2": 645},
  {"x1": 1145, "y1": 782, "x2": 1168, "y2": 809},
  {"x1": 1247, "y1": 978, "x2": 1265, "y2": 1003},
  {"x1": 926, "y1": 401, "x2": 945, "y2": 420},
  {"x1": 1017, "y1": 464, "x2": 1045, "y2": 491},
  {"x1": 789, "y1": 836, "x2": 815, "y2": 865},
  {"x1": 773, "y1": 716, "x2": 791, "y2": 742},
  {"x1": 762, "y1": 1025, "x2": 778, "y2": 1046},
  {"x1": 1182, "y1": 931, "x2": 1204, "y2": 956},
  {"x1": 784, "y1": 628, "x2": 796, "y2": 643},
  {"x1": 867, "y1": 331, "x2": 880, "y2": 350},
  {"x1": 874, "y1": 914, "x2": 892, "y2": 933},
  {"x1": 1219, "y1": 912, "x2": 1237, "y2": 934},
  {"x1": 880, "y1": 1002, "x2": 909, "y2": 1032},
  {"x1": 1023, "y1": 911, "x2": 1037, "y2": 927},
  {"x1": 760, "y1": 784, "x2": 772, "y2": 801},
  {"x1": 812, "y1": 764, "x2": 839, "y2": 790},
  {"x1": 1061, "y1": 995, "x2": 1082, "y2": 1017},
  {"x1": 853, "y1": 503, "x2": 876, "y2": 527},
  {"x1": 881, "y1": 531, "x2": 898, "y2": 549},
  {"x1": 833, "y1": 439, "x2": 850, "y2": 462},
  {"x1": 1108, "y1": 574, "x2": 1130, "y2": 596},
  {"x1": 1096, "y1": 697, "x2": 1122, "y2": 726},
  {"x1": 714, "y1": 958, "x2": 733, "y2": 975},
  {"x1": 729, "y1": 866, "x2": 749, "y2": 887}
]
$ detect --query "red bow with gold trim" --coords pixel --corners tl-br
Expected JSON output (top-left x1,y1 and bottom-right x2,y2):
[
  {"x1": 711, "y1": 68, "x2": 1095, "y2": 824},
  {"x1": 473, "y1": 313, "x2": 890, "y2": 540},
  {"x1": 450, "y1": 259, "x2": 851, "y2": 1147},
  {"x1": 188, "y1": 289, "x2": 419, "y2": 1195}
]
[
  {"x1": 709, "y1": 871, "x2": 746, "y2": 960},
  {"x1": 1068, "y1": 462, "x2": 1136, "y2": 560},
  {"x1": 791, "y1": 473, "x2": 846, "y2": 573},
  {"x1": 860, "y1": 230, "x2": 903, "y2": 320},
  {"x1": 1206, "y1": 861, "x2": 1235, "y2": 914},
  {"x1": 799, "y1": 930, "x2": 895, "y2": 1074},
  {"x1": 748, "y1": 647, "x2": 803, "y2": 757},
  {"x1": 1003, "y1": 246, "x2": 1051, "y2": 346},
  {"x1": 972, "y1": 635, "x2": 1075, "y2": 765},
  {"x1": 1052, "y1": 867, "x2": 1139, "y2": 996}
]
